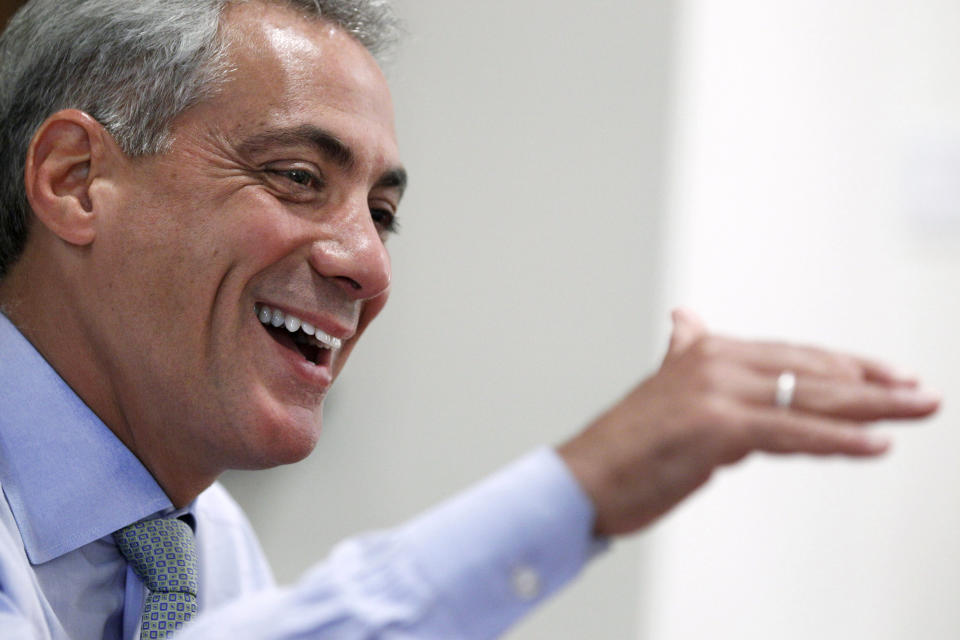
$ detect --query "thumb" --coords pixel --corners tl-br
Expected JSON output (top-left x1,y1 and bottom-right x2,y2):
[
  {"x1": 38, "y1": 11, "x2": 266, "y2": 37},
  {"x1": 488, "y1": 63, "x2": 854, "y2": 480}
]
[{"x1": 666, "y1": 307, "x2": 707, "y2": 359}]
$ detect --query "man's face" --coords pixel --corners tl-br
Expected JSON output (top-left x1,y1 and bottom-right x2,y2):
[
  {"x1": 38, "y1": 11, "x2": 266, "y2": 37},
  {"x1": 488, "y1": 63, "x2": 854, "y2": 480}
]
[{"x1": 81, "y1": 2, "x2": 403, "y2": 478}]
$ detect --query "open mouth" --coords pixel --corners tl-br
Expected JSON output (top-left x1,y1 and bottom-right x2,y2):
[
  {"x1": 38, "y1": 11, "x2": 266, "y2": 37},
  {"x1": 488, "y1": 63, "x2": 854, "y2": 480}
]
[{"x1": 256, "y1": 303, "x2": 342, "y2": 366}]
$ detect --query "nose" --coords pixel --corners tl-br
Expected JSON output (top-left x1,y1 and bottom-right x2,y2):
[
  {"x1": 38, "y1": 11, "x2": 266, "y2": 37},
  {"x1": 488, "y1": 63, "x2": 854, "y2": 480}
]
[{"x1": 308, "y1": 204, "x2": 391, "y2": 300}]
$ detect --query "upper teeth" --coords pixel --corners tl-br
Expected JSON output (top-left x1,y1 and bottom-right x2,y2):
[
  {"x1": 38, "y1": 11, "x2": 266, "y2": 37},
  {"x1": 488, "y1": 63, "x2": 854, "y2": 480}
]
[{"x1": 256, "y1": 304, "x2": 343, "y2": 350}]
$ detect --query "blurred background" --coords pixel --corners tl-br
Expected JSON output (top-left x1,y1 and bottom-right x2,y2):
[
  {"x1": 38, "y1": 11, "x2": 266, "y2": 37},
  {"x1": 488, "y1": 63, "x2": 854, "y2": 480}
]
[
  {"x1": 224, "y1": 1, "x2": 960, "y2": 638},
  {"x1": 222, "y1": 1, "x2": 960, "y2": 638},
  {"x1": 5, "y1": 0, "x2": 956, "y2": 637}
]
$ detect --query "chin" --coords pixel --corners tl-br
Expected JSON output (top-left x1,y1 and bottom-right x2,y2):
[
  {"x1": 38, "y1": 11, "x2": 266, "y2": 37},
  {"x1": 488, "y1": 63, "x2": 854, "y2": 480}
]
[{"x1": 237, "y1": 404, "x2": 325, "y2": 470}]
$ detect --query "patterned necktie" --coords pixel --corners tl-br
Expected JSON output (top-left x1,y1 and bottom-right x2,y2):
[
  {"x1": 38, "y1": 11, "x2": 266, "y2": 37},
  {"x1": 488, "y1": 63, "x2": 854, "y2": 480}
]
[{"x1": 113, "y1": 518, "x2": 199, "y2": 639}]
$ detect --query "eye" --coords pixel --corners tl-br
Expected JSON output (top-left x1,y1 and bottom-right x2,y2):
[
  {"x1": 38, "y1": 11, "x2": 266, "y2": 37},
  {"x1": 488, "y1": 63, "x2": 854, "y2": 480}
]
[
  {"x1": 371, "y1": 206, "x2": 399, "y2": 235},
  {"x1": 262, "y1": 165, "x2": 326, "y2": 203},
  {"x1": 276, "y1": 168, "x2": 320, "y2": 189}
]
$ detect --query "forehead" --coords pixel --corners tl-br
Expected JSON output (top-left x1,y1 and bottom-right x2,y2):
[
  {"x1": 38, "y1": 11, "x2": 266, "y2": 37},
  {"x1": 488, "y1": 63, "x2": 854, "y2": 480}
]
[{"x1": 179, "y1": 1, "x2": 398, "y2": 162}]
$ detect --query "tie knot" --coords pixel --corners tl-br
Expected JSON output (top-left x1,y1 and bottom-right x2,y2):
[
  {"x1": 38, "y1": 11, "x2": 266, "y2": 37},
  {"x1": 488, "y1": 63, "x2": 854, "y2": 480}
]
[{"x1": 113, "y1": 518, "x2": 199, "y2": 597}]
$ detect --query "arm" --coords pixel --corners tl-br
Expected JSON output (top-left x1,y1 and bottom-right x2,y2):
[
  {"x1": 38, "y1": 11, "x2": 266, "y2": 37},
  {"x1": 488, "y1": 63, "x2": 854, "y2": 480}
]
[
  {"x1": 163, "y1": 311, "x2": 940, "y2": 639},
  {"x1": 178, "y1": 450, "x2": 598, "y2": 640}
]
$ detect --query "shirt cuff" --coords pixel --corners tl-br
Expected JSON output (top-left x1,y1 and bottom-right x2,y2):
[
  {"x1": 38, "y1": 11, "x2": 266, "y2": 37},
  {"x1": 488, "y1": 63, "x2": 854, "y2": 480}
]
[{"x1": 398, "y1": 446, "x2": 605, "y2": 640}]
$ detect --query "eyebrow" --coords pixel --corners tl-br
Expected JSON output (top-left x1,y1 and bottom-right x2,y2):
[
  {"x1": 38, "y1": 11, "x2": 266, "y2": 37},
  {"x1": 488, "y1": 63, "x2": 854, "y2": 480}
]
[
  {"x1": 238, "y1": 125, "x2": 355, "y2": 169},
  {"x1": 237, "y1": 124, "x2": 408, "y2": 198}
]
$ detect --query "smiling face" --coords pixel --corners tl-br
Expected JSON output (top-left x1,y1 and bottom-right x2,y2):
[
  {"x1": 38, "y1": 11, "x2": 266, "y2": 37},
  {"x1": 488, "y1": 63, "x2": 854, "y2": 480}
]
[{"x1": 57, "y1": 2, "x2": 404, "y2": 500}]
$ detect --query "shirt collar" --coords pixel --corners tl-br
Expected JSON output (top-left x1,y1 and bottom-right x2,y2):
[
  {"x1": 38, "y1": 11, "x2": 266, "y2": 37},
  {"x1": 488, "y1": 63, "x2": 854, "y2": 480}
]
[{"x1": 0, "y1": 313, "x2": 173, "y2": 564}]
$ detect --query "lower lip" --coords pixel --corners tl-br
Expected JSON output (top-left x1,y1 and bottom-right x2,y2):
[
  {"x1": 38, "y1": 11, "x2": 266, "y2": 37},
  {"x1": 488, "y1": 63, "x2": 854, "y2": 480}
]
[{"x1": 262, "y1": 325, "x2": 334, "y2": 390}]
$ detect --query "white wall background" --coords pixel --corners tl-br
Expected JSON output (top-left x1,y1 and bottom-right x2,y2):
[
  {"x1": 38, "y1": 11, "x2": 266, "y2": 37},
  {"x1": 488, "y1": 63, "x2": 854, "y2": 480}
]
[
  {"x1": 222, "y1": 1, "x2": 675, "y2": 638},
  {"x1": 644, "y1": 1, "x2": 960, "y2": 639},
  {"x1": 224, "y1": 1, "x2": 960, "y2": 638}
]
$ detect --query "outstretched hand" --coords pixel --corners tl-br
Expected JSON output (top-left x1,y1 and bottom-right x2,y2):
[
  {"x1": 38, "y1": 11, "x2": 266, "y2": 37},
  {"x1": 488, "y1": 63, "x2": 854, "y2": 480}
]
[{"x1": 557, "y1": 309, "x2": 941, "y2": 537}]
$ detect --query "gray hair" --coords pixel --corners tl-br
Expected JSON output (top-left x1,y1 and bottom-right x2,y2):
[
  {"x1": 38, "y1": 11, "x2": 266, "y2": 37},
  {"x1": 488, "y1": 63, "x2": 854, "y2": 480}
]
[{"x1": 0, "y1": 0, "x2": 400, "y2": 279}]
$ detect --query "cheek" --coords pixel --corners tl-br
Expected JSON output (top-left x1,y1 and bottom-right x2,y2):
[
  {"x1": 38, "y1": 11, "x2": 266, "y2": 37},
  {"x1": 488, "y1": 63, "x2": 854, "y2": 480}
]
[{"x1": 226, "y1": 190, "x2": 313, "y2": 257}]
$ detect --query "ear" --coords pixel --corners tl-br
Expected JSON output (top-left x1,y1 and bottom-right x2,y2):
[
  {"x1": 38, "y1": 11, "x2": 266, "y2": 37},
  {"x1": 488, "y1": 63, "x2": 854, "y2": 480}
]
[{"x1": 24, "y1": 109, "x2": 115, "y2": 247}]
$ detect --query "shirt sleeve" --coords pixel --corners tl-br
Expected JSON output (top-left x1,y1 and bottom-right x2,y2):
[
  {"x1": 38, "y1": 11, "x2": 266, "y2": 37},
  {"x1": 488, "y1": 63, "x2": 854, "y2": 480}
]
[
  {"x1": 0, "y1": 599, "x2": 48, "y2": 640},
  {"x1": 176, "y1": 447, "x2": 603, "y2": 640}
]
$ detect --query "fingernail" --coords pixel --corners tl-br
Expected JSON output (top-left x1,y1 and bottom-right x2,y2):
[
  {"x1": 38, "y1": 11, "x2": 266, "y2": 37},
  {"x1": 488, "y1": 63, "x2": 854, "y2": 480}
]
[
  {"x1": 864, "y1": 432, "x2": 892, "y2": 452},
  {"x1": 877, "y1": 363, "x2": 920, "y2": 384},
  {"x1": 896, "y1": 388, "x2": 942, "y2": 405}
]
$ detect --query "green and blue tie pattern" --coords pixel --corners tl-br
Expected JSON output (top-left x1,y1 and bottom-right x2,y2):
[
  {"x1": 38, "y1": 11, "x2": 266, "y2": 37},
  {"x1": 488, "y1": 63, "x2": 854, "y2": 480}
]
[{"x1": 113, "y1": 518, "x2": 199, "y2": 639}]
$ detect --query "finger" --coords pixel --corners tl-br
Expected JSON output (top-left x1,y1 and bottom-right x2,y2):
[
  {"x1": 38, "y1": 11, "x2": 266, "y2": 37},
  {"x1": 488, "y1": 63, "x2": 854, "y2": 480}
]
[
  {"x1": 732, "y1": 369, "x2": 940, "y2": 421},
  {"x1": 666, "y1": 307, "x2": 707, "y2": 358},
  {"x1": 858, "y1": 357, "x2": 920, "y2": 388},
  {"x1": 721, "y1": 339, "x2": 923, "y2": 387},
  {"x1": 789, "y1": 375, "x2": 940, "y2": 420},
  {"x1": 743, "y1": 408, "x2": 891, "y2": 456}
]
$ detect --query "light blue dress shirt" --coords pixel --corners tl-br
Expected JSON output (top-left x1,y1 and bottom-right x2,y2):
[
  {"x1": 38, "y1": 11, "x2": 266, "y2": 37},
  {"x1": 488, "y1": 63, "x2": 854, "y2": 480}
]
[{"x1": 0, "y1": 312, "x2": 600, "y2": 639}]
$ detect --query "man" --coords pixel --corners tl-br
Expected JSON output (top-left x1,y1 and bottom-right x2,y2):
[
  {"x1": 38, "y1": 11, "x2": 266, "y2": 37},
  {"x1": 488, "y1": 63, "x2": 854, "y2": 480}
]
[{"x1": 0, "y1": 0, "x2": 940, "y2": 638}]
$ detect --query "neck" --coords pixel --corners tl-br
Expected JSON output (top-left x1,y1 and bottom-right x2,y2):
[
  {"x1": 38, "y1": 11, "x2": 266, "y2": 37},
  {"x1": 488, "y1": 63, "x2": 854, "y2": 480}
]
[{"x1": 0, "y1": 252, "x2": 221, "y2": 509}]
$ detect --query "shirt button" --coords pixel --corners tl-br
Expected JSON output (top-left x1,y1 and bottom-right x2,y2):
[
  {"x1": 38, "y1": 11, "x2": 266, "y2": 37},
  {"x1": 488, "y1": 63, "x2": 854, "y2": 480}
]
[{"x1": 511, "y1": 565, "x2": 541, "y2": 601}]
